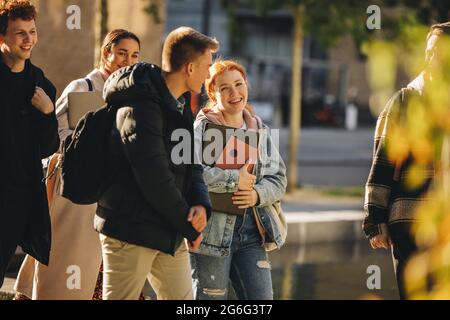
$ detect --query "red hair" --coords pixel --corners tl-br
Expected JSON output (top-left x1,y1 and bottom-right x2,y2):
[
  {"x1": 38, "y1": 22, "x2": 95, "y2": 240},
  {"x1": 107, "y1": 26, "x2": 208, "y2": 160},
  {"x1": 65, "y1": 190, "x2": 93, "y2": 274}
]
[{"x1": 204, "y1": 59, "x2": 254, "y2": 114}]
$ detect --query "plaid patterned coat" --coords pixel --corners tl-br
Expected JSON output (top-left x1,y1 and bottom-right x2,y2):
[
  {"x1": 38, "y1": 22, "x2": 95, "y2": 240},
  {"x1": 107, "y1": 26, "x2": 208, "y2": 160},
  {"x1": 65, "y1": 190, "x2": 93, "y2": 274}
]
[{"x1": 363, "y1": 86, "x2": 435, "y2": 238}]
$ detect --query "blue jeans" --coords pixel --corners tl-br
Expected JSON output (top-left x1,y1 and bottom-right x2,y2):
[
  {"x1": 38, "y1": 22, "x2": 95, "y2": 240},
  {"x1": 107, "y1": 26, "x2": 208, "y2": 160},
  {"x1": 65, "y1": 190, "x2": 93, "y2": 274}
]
[{"x1": 191, "y1": 211, "x2": 273, "y2": 300}]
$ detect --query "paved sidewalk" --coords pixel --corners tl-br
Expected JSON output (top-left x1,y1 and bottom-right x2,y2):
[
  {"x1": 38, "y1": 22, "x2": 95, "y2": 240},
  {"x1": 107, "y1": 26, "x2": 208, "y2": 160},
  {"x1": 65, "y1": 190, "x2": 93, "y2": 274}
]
[
  {"x1": 282, "y1": 191, "x2": 365, "y2": 245},
  {"x1": 1, "y1": 189, "x2": 367, "y2": 299},
  {"x1": 1, "y1": 279, "x2": 15, "y2": 299},
  {"x1": 277, "y1": 128, "x2": 374, "y2": 186}
]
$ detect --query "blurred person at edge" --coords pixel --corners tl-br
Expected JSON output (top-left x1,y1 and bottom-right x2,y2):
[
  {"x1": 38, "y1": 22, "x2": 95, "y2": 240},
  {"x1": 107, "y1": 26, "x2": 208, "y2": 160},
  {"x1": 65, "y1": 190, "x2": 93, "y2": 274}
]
[{"x1": 364, "y1": 22, "x2": 450, "y2": 300}]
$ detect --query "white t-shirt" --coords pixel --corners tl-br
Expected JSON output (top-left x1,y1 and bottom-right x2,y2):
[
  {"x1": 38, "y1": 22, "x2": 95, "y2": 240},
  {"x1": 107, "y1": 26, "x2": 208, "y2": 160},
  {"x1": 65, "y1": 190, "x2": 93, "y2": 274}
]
[{"x1": 55, "y1": 69, "x2": 105, "y2": 141}]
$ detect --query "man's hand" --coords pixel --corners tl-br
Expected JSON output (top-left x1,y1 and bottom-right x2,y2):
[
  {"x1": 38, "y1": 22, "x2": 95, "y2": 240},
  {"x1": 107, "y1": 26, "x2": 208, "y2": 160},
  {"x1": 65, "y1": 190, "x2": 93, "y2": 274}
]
[
  {"x1": 370, "y1": 234, "x2": 393, "y2": 250},
  {"x1": 238, "y1": 161, "x2": 257, "y2": 191},
  {"x1": 187, "y1": 234, "x2": 203, "y2": 251},
  {"x1": 187, "y1": 205, "x2": 207, "y2": 233},
  {"x1": 31, "y1": 87, "x2": 54, "y2": 114},
  {"x1": 233, "y1": 190, "x2": 259, "y2": 209}
]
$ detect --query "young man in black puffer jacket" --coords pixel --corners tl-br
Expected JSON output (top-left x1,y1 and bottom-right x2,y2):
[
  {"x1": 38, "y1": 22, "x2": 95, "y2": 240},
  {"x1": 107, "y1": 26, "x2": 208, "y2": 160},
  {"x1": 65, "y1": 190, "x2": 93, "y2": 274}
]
[{"x1": 95, "y1": 27, "x2": 218, "y2": 300}]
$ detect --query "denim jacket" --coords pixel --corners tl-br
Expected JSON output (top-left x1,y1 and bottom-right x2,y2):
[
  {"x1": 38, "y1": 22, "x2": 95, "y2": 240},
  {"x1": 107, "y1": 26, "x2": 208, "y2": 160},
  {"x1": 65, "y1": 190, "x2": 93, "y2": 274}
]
[{"x1": 193, "y1": 119, "x2": 287, "y2": 257}]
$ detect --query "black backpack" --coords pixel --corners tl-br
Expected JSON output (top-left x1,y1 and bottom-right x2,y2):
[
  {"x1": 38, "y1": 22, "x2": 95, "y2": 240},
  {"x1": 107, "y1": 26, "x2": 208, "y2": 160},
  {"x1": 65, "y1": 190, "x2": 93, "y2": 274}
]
[{"x1": 59, "y1": 98, "x2": 118, "y2": 205}]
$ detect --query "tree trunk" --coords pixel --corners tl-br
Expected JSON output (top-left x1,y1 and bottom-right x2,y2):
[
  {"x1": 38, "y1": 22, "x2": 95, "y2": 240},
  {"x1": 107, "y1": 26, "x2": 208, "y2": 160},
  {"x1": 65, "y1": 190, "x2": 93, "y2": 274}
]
[
  {"x1": 202, "y1": 0, "x2": 212, "y2": 36},
  {"x1": 94, "y1": 0, "x2": 108, "y2": 67},
  {"x1": 287, "y1": 5, "x2": 304, "y2": 192},
  {"x1": 100, "y1": 0, "x2": 108, "y2": 42}
]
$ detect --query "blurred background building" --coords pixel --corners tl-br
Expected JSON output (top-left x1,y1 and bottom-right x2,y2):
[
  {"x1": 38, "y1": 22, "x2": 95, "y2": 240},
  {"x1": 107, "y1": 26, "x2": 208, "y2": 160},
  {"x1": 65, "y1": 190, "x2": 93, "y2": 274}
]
[
  {"x1": 30, "y1": 0, "x2": 382, "y2": 129},
  {"x1": 165, "y1": 0, "x2": 405, "y2": 129}
]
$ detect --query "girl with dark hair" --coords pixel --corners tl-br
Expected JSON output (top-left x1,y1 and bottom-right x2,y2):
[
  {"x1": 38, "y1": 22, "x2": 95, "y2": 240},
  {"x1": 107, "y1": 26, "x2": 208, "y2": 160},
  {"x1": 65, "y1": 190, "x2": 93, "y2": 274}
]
[{"x1": 13, "y1": 29, "x2": 141, "y2": 300}]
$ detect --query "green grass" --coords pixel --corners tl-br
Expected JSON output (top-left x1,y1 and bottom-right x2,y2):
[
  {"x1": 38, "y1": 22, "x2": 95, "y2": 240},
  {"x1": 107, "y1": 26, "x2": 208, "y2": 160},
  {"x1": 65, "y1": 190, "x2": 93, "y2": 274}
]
[
  {"x1": 0, "y1": 291, "x2": 13, "y2": 300},
  {"x1": 320, "y1": 186, "x2": 365, "y2": 198}
]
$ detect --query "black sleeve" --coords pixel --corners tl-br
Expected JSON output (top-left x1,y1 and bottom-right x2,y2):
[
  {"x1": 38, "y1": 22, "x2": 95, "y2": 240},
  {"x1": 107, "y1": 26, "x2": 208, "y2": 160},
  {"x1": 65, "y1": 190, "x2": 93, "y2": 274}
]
[
  {"x1": 186, "y1": 164, "x2": 212, "y2": 220},
  {"x1": 119, "y1": 102, "x2": 200, "y2": 242},
  {"x1": 32, "y1": 77, "x2": 60, "y2": 159},
  {"x1": 183, "y1": 100, "x2": 212, "y2": 219}
]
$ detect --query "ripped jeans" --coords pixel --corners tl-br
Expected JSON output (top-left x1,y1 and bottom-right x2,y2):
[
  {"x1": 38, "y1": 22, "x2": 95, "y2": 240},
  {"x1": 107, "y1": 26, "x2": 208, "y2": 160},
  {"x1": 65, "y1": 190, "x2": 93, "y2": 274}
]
[{"x1": 191, "y1": 211, "x2": 273, "y2": 300}]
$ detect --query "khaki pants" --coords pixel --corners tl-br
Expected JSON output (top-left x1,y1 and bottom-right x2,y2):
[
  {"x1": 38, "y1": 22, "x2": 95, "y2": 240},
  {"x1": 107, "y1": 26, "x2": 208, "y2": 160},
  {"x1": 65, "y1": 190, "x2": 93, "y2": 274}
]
[{"x1": 99, "y1": 234, "x2": 193, "y2": 300}]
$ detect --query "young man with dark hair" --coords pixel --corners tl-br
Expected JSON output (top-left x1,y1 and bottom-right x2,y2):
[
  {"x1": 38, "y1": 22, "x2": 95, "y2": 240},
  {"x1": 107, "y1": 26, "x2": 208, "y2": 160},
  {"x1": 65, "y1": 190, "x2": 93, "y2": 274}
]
[
  {"x1": 95, "y1": 26, "x2": 219, "y2": 300},
  {"x1": 364, "y1": 22, "x2": 450, "y2": 300},
  {"x1": 0, "y1": 0, "x2": 59, "y2": 287}
]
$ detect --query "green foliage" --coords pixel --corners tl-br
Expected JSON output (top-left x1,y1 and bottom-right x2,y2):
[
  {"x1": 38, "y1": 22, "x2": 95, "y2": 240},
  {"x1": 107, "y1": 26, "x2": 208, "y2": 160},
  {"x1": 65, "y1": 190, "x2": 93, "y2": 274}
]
[
  {"x1": 221, "y1": 0, "x2": 368, "y2": 48},
  {"x1": 143, "y1": 0, "x2": 162, "y2": 24},
  {"x1": 321, "y1": 186, "x2": 365, "y2": 198},
  {"x1": 221, "y1": 0, "x2": 449, "y2": 50},
  {"x1": 395, "y1": 0, "x2": 450, "y2": 24},
  {"x1": 370, "y1": 26, "x2": 450, "y2": 299}
]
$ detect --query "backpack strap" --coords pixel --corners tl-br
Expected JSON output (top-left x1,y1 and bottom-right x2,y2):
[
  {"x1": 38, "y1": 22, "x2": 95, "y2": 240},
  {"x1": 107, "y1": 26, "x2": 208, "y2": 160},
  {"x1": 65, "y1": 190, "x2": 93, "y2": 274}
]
[{"x1": 85, "y1": 78, "x2": 93, "y2": 92}]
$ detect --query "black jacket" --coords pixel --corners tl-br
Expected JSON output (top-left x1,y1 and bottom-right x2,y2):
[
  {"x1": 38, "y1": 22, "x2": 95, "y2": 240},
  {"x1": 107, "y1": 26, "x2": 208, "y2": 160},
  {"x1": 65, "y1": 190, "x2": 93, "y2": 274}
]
[
  {"x1": 0, "y1": 57, "x2": 59, "y2": 265},
  {"x1": 94, "y1": 63, "x2": 211, "y2": 255}
]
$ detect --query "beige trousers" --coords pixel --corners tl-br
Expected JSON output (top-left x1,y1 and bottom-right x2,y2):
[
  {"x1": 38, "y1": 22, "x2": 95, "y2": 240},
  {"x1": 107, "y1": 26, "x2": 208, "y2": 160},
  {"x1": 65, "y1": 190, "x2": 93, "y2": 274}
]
[{"x1": 99, "y1": 234, "x2": 194, "y2": 300}]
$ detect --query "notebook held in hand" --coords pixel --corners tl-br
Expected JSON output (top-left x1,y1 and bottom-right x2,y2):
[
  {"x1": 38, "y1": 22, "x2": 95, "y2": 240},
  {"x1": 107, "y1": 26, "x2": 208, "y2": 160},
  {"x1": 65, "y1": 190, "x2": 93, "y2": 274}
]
[{"x1": 202, "y1": 123, "x2": 259, "y2": 215}]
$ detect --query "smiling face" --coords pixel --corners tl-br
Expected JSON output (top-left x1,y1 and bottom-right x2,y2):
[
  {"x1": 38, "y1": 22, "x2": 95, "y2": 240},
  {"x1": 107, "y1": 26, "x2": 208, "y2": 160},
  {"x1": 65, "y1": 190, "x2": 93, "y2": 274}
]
[
  {"x1": 0, "y1": 18, "x2": 37, "y2": 62},
  {"x1": 213, "y1": 69, "x2": 248, "y2": 116},
  {"x1": 103, "y1": 38, "x2": 140, "y2": 74}
]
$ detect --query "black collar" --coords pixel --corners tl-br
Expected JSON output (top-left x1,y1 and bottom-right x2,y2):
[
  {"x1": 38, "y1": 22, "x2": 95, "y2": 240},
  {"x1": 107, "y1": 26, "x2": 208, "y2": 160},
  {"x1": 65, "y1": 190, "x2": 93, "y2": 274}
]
[
  {"x1": 0, "y1": 54, "x2": 31, "y2": 75},
  {"x1": 152, "y1": 66, "x2": 191, "y2": 116}
]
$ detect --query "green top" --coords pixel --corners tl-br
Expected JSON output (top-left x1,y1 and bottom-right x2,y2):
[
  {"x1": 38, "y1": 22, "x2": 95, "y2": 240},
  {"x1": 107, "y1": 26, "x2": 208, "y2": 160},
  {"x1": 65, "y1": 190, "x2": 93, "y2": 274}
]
[{"x1": 175, "y1": 95, "x2": 185, "y2": 115}]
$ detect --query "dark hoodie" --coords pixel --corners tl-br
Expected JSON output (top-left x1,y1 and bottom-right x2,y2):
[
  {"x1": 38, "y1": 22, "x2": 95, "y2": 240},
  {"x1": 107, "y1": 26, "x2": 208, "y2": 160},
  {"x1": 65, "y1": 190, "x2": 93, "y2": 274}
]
[
  {"x1": 0, "y1": 56, "x2": 59, "y2": 267},
  {"x1": 94, "y1": 63, "x2": 211, "y2": 255}
]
